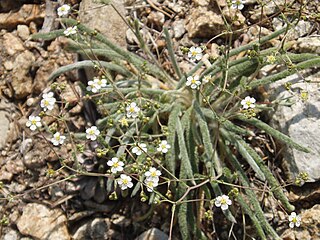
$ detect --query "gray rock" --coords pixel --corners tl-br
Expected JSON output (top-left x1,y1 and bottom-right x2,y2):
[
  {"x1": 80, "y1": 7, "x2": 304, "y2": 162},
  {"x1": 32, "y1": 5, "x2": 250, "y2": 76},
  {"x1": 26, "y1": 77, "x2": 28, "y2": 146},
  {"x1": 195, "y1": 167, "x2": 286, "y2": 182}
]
[
  {"x1": 72, "y1": 218, "x2": 111, "y2": 240},
  {"x1": 17, "y1": 203, "x2": 70, "y2": 240},
  {"x1": 270, "y1": 72, "x2": 320, "y2": 181},
  {"x1": 135, "y1": 228, "x2": 168, "y2": 240},
  {"x1": 172, "y1": 19, "x2": 186, "y2": 39},
  {"x1": 295, "y1": 37, "x2": 320, "y2": 54},
  {"x1": 3, "y1": 230, "x2": 19, "y2": 240},
  {"x1": 0, "y1": 99, "x2": 10, "y2": 149}
]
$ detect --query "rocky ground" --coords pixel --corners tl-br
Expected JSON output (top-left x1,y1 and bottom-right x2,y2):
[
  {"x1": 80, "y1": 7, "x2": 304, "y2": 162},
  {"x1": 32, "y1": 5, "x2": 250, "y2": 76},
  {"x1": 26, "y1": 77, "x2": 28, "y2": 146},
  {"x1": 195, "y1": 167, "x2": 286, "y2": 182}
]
[{"x1": 0, "y1": 0, "x2": 319, "y2": 239}]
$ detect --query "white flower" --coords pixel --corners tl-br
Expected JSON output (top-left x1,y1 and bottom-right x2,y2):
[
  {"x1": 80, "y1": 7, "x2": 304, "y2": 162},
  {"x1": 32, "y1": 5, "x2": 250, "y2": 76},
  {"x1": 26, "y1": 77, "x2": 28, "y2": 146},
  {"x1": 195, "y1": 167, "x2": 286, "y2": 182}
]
[
  {"x1": 64, "y1": 26, "x2": 77, "y2": 36},
  {"x1": 86, "y1": 126, "x2": 100, "y2": 141},
  {"x1": 145, "y1": 167, "x2": 162, "y2": 181},
  {"x1": 40, "y1": 92, "x2": 56, "y2": 111},
  {"x1": 126, "y1": 102, "x2": 140, "y2": 119},
  {"x1": 289, "y1": 212, "x2": 301, "y2": 228},
  {"x1": 231, "y1": 0, "x2": 245, "y2": 10},
  {"x1": 203, "y1": 75, "x2": 211, "y2": 83},
  {"x1": 51, "y1": 132, "x2": 66, "y2": 146},
  {"x1": 144, "y1": 178, "x2": 159, "y2": 192},
  {"x1": 26, "y1": 116, "x2": 42, "y2": 131},
  {"x1": 188, "y1": 46, "x2": 203, "y2": 62},
  {"x1": 214, "y1": 195, "x2": 232, "y2": 210},
  {"x1": 117, "y1": 174, "x2": 133, "y2": 190},
  {"x1": 157, "y1": 140, "x2": 171, "y2": 154},
  {"x1": 86, "y1": 77, "x2": 107, "y2": 93},
  {"x1": 240, "y1": 96, "x2": 256, "y2": 109},
  {"x1": 132, "y1": 143, "x2": 147, "y2": 156},
  {"x1": 107, "y1": 157, "x2": 124, "y2": 174},
  {"x1": 57, "y1": 4, "x2": 71, "y2": 17},
  {"x1": 186, "y1": 75, "x2": 201, "y2": 89}
]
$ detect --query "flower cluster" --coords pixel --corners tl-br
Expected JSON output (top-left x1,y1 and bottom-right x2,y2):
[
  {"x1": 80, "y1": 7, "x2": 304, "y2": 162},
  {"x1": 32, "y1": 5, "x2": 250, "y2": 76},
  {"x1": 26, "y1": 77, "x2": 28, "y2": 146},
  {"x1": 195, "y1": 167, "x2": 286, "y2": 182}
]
[
  {"x1": 57, "y1": 4, "x2": 71, "y2": 17},
  {"x1": 51, "y1": 132, "x2": 66, "y2": 146},
  {"x1": 144, "y1": 167, "x2": 161, "y2": 192},
  {"x1": 86, "y1": 126, "x2": 100, "y2": 141},
  {"x1": 132, "y1": 143, "x2": 147, "y2": 156},
  {"x1": 40, "y1": 92, "x2": 56, "y2": 111},
  {"x1": 241, "y1": 96, "x2": 256, "y2": 109},
  {"x1": 186, "y1": 75, "x2": 201, "y2": 89},
  {"x1": 188, "y1": 46, "x2": 203, "y2": 62},
  {"x1": 86, "y1": 77, "x2": 107, "y2": 93},
  {"x1": 64, "y1": 26, "x2": 77, "y2": 36},
  {"x1": 107, "y1": 157, "x2": 124, "y2": 174},
  {"x1": 126, "y1": 102, "x2": 140, "y2": 119},
  {"x1": 214, "y1": 194, "x2": 232, "y2": 210},
  {"x1": 231, "y1": 0, "x2": 245, "y2": 10}
]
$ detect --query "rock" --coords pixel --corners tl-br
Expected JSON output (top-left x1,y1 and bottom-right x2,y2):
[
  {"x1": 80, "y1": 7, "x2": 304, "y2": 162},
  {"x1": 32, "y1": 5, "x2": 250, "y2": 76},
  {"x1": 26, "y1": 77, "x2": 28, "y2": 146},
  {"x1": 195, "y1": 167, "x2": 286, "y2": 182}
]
[
  {"x1": 3, "y1": 61, "x2": 14, "y2": 71},
  {"x1": 147, "y1": 11, "x2": 165, "y2": 29},
  {"x1": 250, "y1": 0, "x2": 293, "y2": 22},
  {"x1": 0, "y1": 4, "x2": 45, "y2": 31},
  {"x1": 273, "y1": 19, "x2": 312, "y2": 40},
  {"x1": 193, "y1": 0, "x2": 209, "y2": 6},
  {"x1": 17, "y1": 203, "x2": 70, "y2": 240},
  {"x1": 281, "y1": 205, "x2": 320, "y2": 240},
  {"x1": 79, "y1": 0, "x2": 127, "y2": 48},
  {"x1": 17, "y1": 25, "x2": 30, "y2": 40},
  {"x1": 0, "y1": 99, "x2": 10, "y2": 149},
  {"x1": 135, "y1": 228, "x2": 169, "y2": 240},
  {"x1": 294, "y1": 37, "x2": 320, "y2": 54},
  {"x1": 126, "y1": 29, "x2": 139, "y2": 45},
  {"x1": 3, "y1": 230, "x2": 19, "y2": 240},
  {"x1": 270, "y1": 71, "x2": 320, "y2": 181},
  {"x1": 3, "y1": 33, "x2": 25, "y2": 56},
  {"x1": 72, "y1": 218, "x2": 111, "y2": 240},
  {"x1": 11, "y1": 50, "x2": 35, "y2": 99},
  {"x1": 185, "y1": 7, "x2": 225, "y2": 38},
  {"x1": 172, "y1": 19, "x2": 186, "y2": 39}
]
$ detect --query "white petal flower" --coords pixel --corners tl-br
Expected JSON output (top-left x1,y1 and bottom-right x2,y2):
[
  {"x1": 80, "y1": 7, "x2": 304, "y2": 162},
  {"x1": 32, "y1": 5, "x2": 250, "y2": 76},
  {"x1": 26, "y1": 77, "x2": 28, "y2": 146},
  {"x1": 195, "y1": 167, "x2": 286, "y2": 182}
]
[
  {"x1": 231, "y1": 0, "x2": 245, "y2": 10},
  {"x1": 186, "y1": 75, "x2": 201, "y2": 89},
  {"x1": 40, "y1": 92, "x2": 56, "y2": 111},
  {"x1": 64, "y1": 26, "x2": 77, "y2": 36},
  {"x1": 126, "y1": 102, "x2": 140, "y2": 119},
  {"x1": 51, "y1": 132, "x2": 66, "y2": 146},
  {"x1": 144, "y1": 178, "x2": 159, "y2": 192},
  {"x1": 203, "y1": 75, "x2": 211, "y2": 83},
  {"x1": 157, "y1": 140, "x2": 171, "y2": 154},
  {"x1": 214, "y1": 195, "x2": 232, "y2": 210},
  {"x1": 188, "y1": 46, "x2": 203, "y2": 62},
  {"x1": 26, "y1": 116, "x2": 42, "y2": 131},
  {"x1": 288, "y1": 212, "x2": 301, "y2": 228},
  {"x1": 240, "y1": 96, "x2": 256, "y2": 109},
  {"x1": 86, "y1": 126, "x2": 100, "y2": 141},
  {"x1": 86, "y1": 77, "x2": 107, "y2": 93},
  {"x1": 107, "y1": 157, "x2": 124, "y2": 174},
  {"x1": 132, "y1": 143, "x2": 147, "y2": 156},
  {"x1": 57, "y1": 4, "x2": 71, "y2": 17},
  {"x1": 144, "y1": 167, "x2": 162, "y2": 181},
  {"x1": 117, "y1": 174, "x2": 133, "y2": 190}
]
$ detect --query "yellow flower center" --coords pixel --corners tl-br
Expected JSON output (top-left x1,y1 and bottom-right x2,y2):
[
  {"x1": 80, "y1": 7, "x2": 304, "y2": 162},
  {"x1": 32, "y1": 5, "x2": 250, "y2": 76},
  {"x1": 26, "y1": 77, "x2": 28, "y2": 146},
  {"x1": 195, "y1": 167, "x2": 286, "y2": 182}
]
[
  {"x1": 123, "y1": 179, "x2": 128, "y2": 184},
  {"x1": 129, "y1": 107, "x2": 135, "y2": 113},
  {"x1": 151, "y1": 172, "x2": 157, "y2": 177},
  {"x1": 31, "y1": 120, "x2": 36, "y2": 125},
  {"x1": 191, "y1": 51, "x2": 197, "y2": 56},
  {"x1": 220, "y1": 198, "x2": 227, "y2": 205},
  {"x1": 191, "y1": 79, "x2": 196, "y2": 84},
  {"x1": 246, "y1": 101, "x2": 251, "y2": 106},
  {"x1": 113, "y1": 162, "x2": 119, "y2": 167},
  {"x1": 89, "y1": 130, "x2": 95, "y2": 135}
]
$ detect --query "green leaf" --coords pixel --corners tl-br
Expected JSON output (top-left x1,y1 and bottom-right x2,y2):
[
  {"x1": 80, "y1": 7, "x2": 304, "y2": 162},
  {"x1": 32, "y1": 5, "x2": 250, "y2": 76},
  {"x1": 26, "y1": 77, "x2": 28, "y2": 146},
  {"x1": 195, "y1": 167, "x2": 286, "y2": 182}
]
[
  {"x1": 236, "y1": 115, "x2": 310, "y2": 152},
  {"x1": 31, "y1": 29, "x2": 65, "y2": 40}
]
